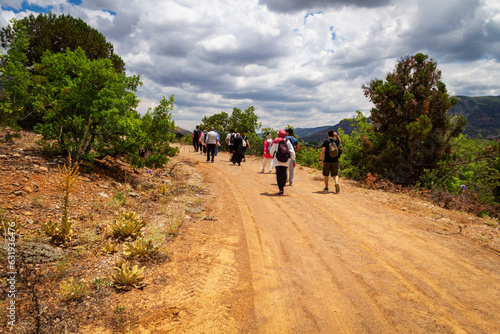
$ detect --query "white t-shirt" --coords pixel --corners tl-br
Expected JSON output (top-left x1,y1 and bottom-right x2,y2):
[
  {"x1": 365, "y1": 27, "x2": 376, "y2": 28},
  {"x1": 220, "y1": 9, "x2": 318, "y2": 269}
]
[
  {"x1": 206, "y1": 131, "x2": 218, "y2": 145},
  {"x1": 226, "y1": 133, "x2": 234, "y2": 145}
]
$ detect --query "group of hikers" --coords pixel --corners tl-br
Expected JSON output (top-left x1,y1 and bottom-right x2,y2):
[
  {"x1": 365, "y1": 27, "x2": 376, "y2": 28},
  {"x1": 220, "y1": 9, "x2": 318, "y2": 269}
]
[
  {"x1": 192, "y1": 126, "x2": 342, "y2": 196},
  {"x1": 192, "y1": 126, "x2": 250, "y2": 164}
]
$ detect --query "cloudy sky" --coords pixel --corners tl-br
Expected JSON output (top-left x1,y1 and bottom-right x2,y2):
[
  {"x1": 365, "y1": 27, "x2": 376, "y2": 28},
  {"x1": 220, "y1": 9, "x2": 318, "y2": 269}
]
[{"x1": 1, "y1": 0, "x2": 499, "y2": 131}]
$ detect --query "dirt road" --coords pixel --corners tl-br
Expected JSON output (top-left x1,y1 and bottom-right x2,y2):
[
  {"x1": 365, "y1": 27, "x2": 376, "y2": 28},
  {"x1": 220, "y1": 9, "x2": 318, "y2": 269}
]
[{"x1": 169, "y1": 146, "x2": 500, "y2": 334}]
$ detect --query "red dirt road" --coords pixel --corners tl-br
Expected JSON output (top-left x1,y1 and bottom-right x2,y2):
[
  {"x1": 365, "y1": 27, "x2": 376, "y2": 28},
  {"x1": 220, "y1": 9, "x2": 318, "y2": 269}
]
[{"x1": 176, "y1": 146, "x2": 500, "y2": 333}]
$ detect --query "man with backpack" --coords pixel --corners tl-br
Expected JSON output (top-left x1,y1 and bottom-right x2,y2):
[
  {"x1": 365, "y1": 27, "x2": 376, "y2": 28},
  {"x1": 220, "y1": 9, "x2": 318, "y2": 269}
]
[
  {"x1": 192, "y1": 125, "x2": 201, "y2": 152},
  {"x1": 269, "y1": 129, "x2": 296, "y2": 196},
  {"x1": 319, "y1": 129, "x2": 341, "y2": 193},
  {"x1": 285, "y1": 128, "x2": 299, "y2": 186}
]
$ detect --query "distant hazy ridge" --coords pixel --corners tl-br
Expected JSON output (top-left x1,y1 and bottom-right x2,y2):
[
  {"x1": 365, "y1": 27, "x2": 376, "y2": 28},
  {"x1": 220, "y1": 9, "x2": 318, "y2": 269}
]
[{"x1": 294, "y1": 96, "x2": 500, "y2": 143}]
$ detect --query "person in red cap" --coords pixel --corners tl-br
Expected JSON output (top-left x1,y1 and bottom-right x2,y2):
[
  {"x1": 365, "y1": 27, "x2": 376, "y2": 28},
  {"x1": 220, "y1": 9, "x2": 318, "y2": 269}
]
[{"x1": 269, "y1": 129, "x2": 295, "y2": 196}]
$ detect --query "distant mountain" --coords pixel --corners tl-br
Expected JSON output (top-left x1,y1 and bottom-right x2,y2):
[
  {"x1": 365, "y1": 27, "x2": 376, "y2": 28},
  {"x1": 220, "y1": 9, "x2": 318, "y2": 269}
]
[
  {"x1": 449, "y1": 96, "x2": 500, "y2": 140},
  {"x1": 295, "y1": 119, "x2": 366, "y2": 144},
  {"x1": 173, "y1": 126, "x2": 191, "y2": 138},
  {"x1": 296, "y1": 95, "x2": 500, "y2": 143}
]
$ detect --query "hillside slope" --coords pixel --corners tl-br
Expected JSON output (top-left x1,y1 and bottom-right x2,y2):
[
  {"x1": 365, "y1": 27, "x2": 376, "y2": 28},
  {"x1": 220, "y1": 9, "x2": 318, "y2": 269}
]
[
  {"x1": 297, "y1": 95, "x2": 500, "y2": 143},
  {"x1": 2, "y1": 132, "x2": 499, "y2": 333},
  {"x1": 450, "y1": 95, "x2": 500, "y2": 139}
]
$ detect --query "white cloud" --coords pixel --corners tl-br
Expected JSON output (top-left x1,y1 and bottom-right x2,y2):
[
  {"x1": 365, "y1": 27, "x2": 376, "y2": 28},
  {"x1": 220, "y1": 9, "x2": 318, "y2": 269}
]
[
  {"x1": 0, "y1": 0, "x2": 499, "y2": 131},
  {"x1": 0, "y1": 0, "x2": 24, "y2": 10}
]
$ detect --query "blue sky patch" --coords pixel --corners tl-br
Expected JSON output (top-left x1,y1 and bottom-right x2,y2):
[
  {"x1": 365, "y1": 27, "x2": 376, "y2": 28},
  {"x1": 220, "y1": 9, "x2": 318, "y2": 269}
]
[
  {"x1": 2, "y1": 2, "x2": 52, "y2": 14},
  {"x1": 103, "y1": 9, "x2": 117, "y2": 16},
  {"x1": 329, "y1": 26, "x2": 336, "y2": 41},
  {"x1": 303, "y1": 11, "x2": 324, "y2": 24}
]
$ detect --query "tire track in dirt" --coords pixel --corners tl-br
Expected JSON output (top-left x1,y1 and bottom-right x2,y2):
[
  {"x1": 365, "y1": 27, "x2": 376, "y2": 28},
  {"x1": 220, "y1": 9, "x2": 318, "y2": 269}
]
[
  {"x1": 204, "y1": 160, "x2": 360, "y2": 332},
  {"x1": 129, "y1": 158, "x2": 247, "y2": 334},
  {"x1": 180, "y1": 149, "x2": 500, "y2": 333},
  {"x1": 275, "y1": 176, "x2": 500, "y2": 333}
]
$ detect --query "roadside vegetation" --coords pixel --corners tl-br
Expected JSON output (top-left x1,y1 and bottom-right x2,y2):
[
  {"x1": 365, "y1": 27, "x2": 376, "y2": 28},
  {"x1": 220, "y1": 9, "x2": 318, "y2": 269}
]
[{"x1": 0, "y1": 11, "x2": 498, "y2": 332}]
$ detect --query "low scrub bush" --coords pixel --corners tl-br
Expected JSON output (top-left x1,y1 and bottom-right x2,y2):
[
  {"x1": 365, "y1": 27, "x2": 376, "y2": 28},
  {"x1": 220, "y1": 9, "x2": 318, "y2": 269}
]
[
  {"x1": 109, "y1": 212, "x2": 146, "y2": 239},
  {"x1": 60, "y1": 278, "x2": 88, "y2": 301}
]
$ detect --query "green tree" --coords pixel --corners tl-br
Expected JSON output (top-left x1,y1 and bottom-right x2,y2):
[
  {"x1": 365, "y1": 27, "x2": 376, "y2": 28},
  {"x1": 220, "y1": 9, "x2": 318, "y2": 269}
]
[
  {"x1": 201, "y1": 111, "x2": 229, "y2": 134},
  {"x1": 229, "y1": 106, "x2": 261, "y2": 155},
  {"x1": 0, "y1": 19, "x2": 31, "y2": 139},
  {"x1": 201, "y1": 106, "x2": 261, "y2": 153},
  {"x1": 0, "y1": 14, "x2": 125, "y2": 129},
  {"x1": 228, "y1": 106, "x2": 261, "y2": 134},
  {"x1": 0, "y1": 12, "x2": 124, "y2": 72},
  {"x1": 31, "y1": 47, "x2": 141, "y2": 162},
  {"x1": 417, "y1": 135, "x2": 500, "y2": 205},
  {"x1": 128, "y1": 96, "x2": 179, "y2": 168},
  {"x1": 362, "y1": 53, "x2": 466, "y2": 185}
]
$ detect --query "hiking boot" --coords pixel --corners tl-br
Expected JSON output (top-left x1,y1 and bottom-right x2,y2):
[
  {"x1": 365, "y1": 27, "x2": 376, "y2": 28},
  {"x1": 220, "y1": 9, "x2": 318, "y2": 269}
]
[
  {"x1": 289, "y1": 182, "x2": 293, "y2": 186},
  {"x1": 323, "y1": 187, "x2": 329, "y2": 191},
  {"x1": 335, "y1": 183, "x2": 340, "y2": 193},
  {"x1": 278, "y1": 191, "x2": 284, "y2": 196}
]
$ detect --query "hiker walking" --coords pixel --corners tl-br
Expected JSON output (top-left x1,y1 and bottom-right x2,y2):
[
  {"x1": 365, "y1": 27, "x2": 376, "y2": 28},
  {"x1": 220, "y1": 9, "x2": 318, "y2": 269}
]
[
  {"x1": 319, "y1": 130, "x2": 341, "y2": 193},
  {"x1": 206, "y1": 127, "x2": 219, "y2": 163},
  {"x1": 261, "y1": 132, "x2": 274, "y2": 173},
  {"x1": 231, "y1": 133, "x2": 244, "y2": 166},
  {"x1": 214, "y1": 129, "x2": 221, "y2": 156},
  {"x1": 201, "y1": 129, "x2": 208, "y2": 154},
  {"x1": 269, "y1": 129, "x2": 295, "y2": 196},
  {"x1": 285, "y1": 128, "x2": 299, "y2": 186},
  {"x1": 192, "y1": 125, "x2": 201, "y2": 152},
  {"x1": 241, "y1": 131, "x2": 250, "y2": 162},
  {"x1": 226, "y1": 129, "x2": 235, "y2": 160}
]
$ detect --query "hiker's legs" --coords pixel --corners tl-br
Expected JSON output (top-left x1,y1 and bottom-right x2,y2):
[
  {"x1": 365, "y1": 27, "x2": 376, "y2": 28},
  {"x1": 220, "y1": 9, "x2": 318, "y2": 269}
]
[
  {"x1": 207, "y1": 144, "x2": 215, "y2": 161},
  {"x1": 269, "y1": 158, "x2": 274, "y2": 172},
  {"x1": 276, "y1": 166, "x2": 287, "y2": 192},
  {"x1": 322, "y1": 162, "x2": 331, "y2": 189},
  {"x1": 288, "y1": 160, "x2": 295, "y2": 183}
]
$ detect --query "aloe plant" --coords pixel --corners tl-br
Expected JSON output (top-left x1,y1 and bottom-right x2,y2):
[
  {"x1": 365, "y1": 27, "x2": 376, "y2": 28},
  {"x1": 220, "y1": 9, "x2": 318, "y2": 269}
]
[
  {"x1": 123, "y1": 238, "x2": 157, "y2": 257},
  {"x1": 111, "y1": 263, "x2": 146, "y2": 290},
  {"x1": 109, "y1": 212, "x2": 146, "y2": 239},
  {"x1": 101, "y1": 242, "x2": 119, "y2": 254}
]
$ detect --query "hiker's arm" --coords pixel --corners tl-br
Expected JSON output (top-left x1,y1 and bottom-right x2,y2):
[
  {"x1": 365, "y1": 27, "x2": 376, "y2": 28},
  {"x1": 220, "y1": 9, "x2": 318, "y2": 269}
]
[{"x1": 319, "y1": 147, "x2": 326, "y2": 164}]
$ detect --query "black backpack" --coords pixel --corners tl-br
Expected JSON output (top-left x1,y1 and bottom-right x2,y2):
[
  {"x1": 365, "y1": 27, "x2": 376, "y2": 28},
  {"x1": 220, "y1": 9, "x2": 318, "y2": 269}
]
[{"x1": 275, "y1": 141, "x2": 290, "y2": 162}]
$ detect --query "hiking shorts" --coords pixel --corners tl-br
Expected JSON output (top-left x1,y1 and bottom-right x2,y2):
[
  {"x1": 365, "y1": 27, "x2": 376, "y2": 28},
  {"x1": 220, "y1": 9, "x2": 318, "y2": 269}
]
[{"x1": 322, "y1": 162, "x2": 339, "y2": 177}]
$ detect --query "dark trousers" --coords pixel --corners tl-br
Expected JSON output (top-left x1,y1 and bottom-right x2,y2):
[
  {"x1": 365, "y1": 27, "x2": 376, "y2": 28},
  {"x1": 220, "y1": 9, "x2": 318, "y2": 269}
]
[
  {"x1": 275, "y1": 166, "x2": 288, "y2": 191},
  {"x1": 206, "y1": 144, "x2": 216, "y2": 162},
  {"x1": 193, "y1": 140, "x2": 199, "y2": 152}
]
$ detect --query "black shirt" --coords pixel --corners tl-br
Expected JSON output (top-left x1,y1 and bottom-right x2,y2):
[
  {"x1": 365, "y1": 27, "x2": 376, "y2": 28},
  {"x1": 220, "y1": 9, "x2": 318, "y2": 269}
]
[{"x1": 322, "y1": 138, "x2": 340, "y2": 163}]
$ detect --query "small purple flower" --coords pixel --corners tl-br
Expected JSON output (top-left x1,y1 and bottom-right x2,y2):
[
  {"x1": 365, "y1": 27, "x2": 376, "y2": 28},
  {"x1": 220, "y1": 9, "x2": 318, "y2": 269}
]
[
  {"x1": 147, "y1": 169, "x2": 153, "y2": 175},
  {"x1": 461, "y1": 184, "x2": 466, "y2": 191}
]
